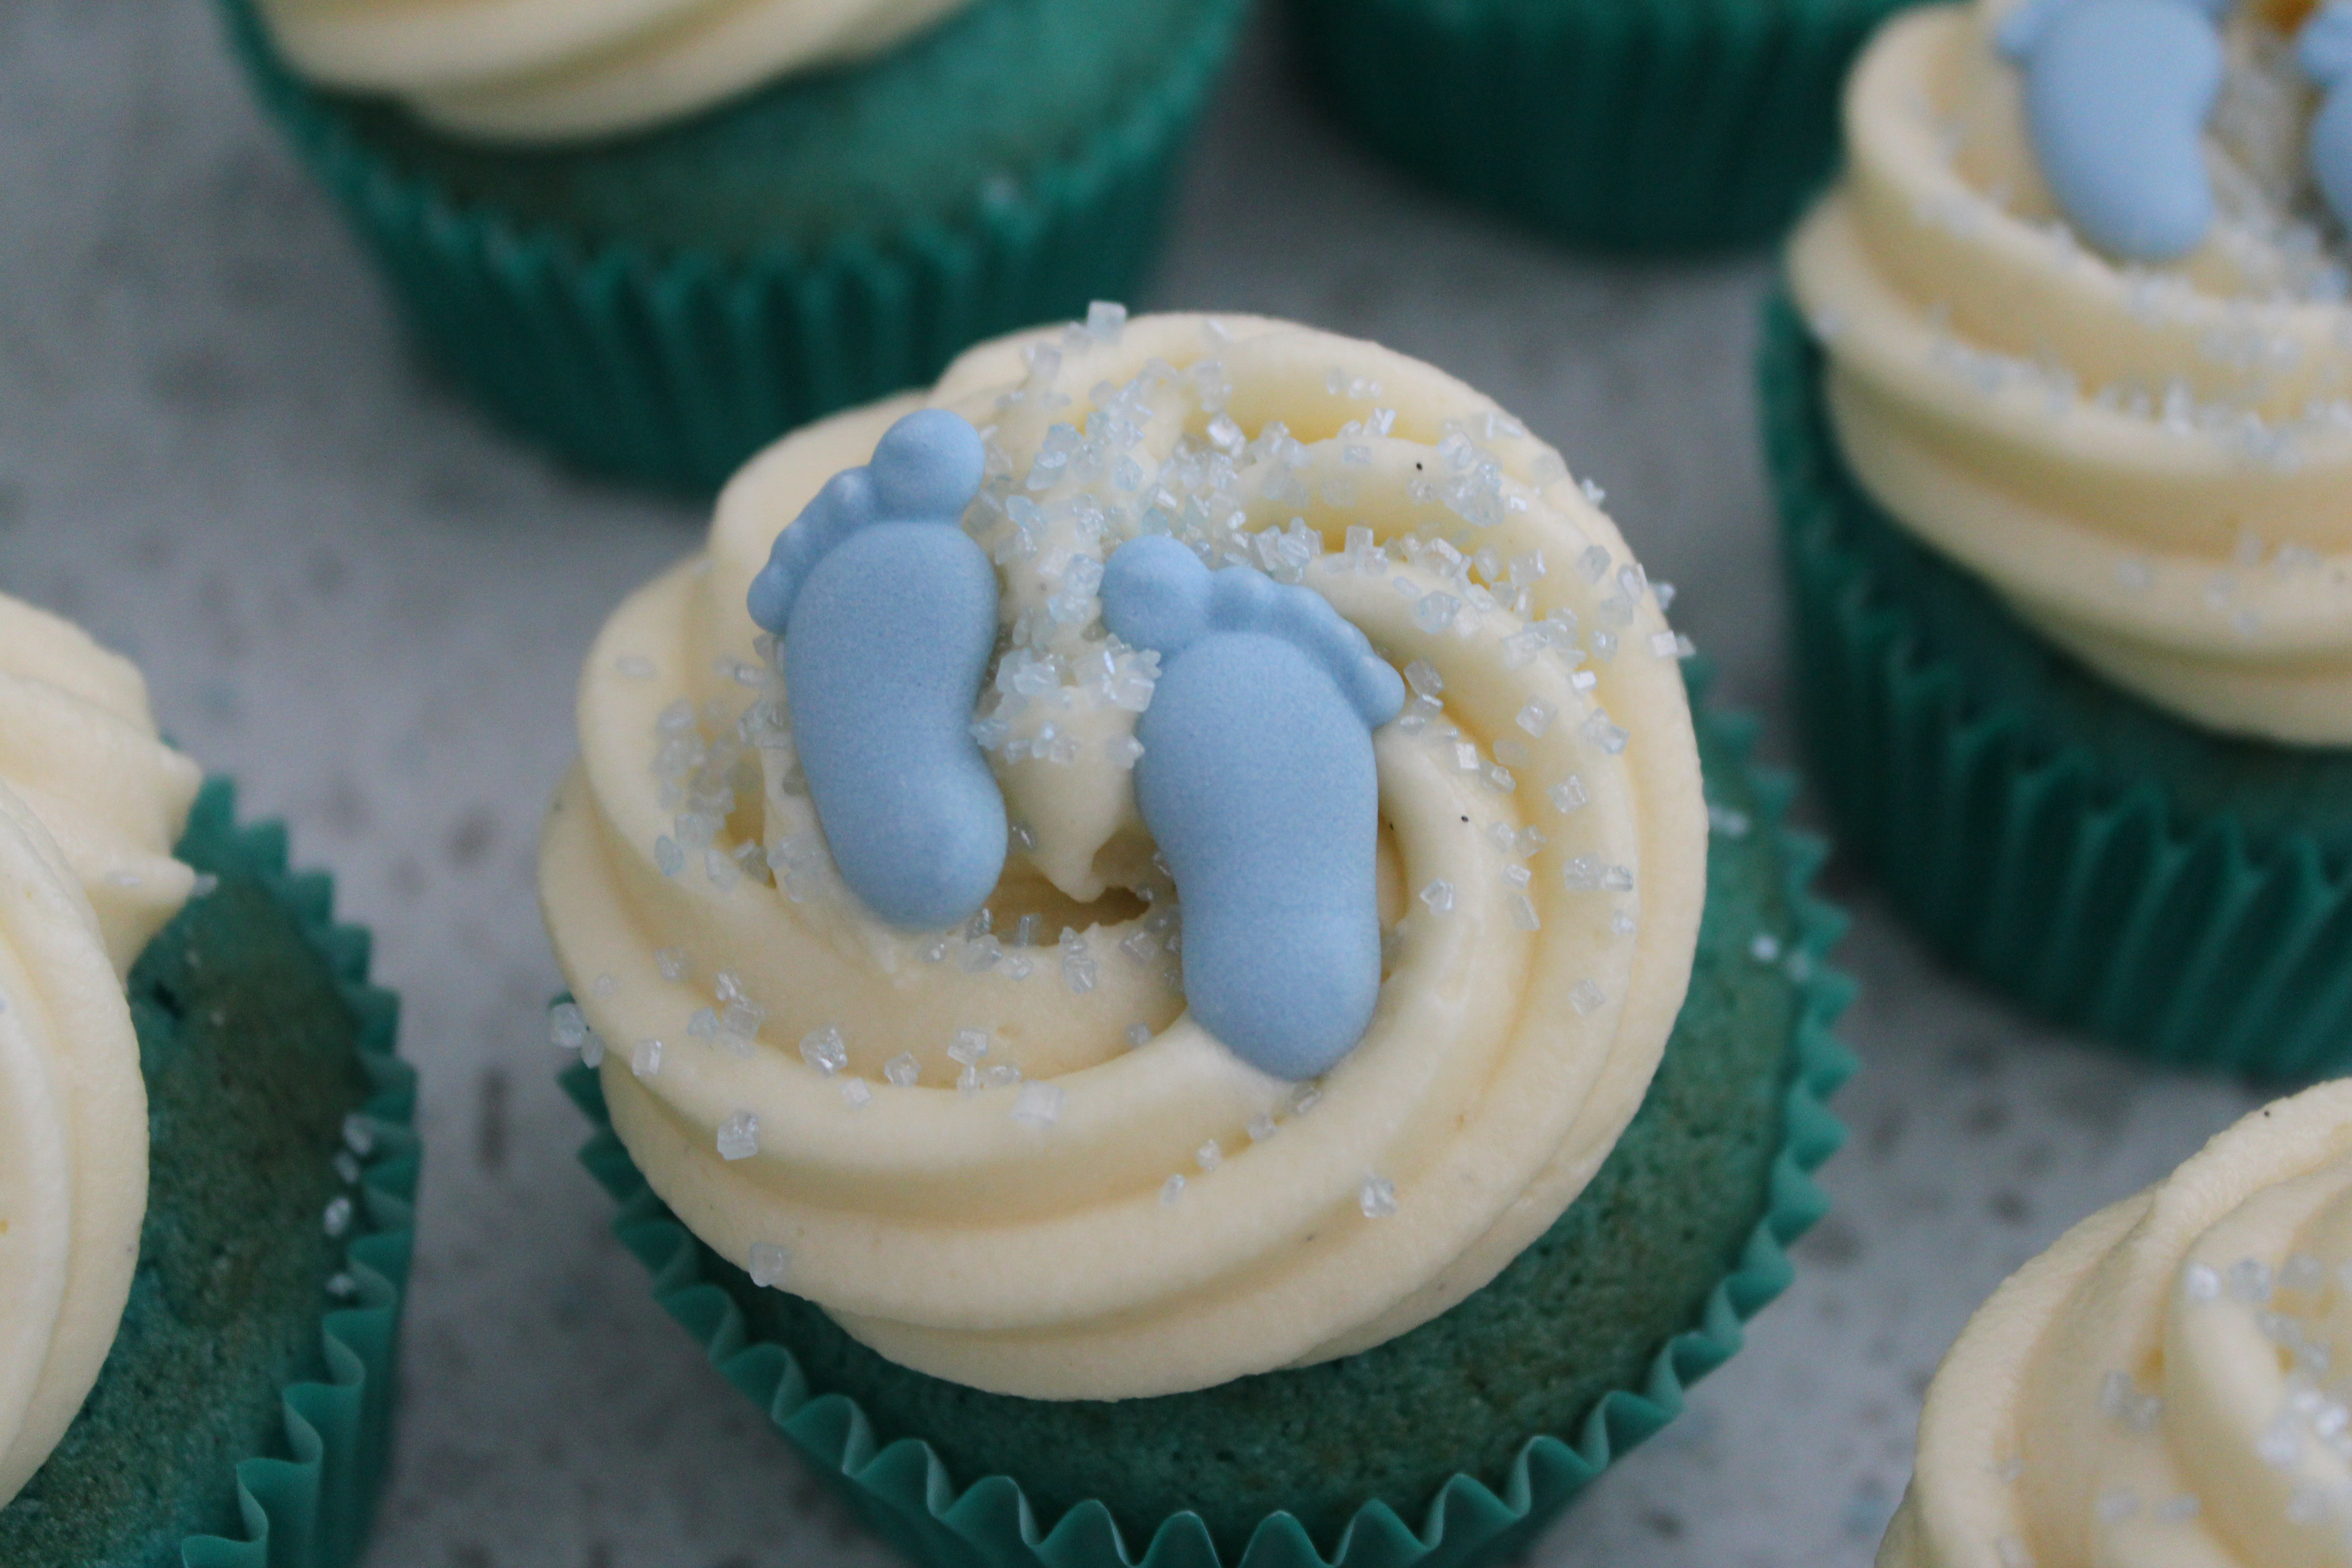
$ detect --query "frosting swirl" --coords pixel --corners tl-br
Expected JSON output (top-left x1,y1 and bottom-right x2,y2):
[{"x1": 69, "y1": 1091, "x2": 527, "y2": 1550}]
[
  {"x1": 1882, "y1": 1081, "x2": 2352, "y2": 1568},
  {"x1": 1788, "y1": 0, "x2": 2352, "y2": 745},
  {"x1": 539, "y1": 311, "x2": 1707, "y2": 1399},
  {"x1": 252, "y1": 0, "x2": 975, "y2": 143},
  {"x1": 0, "y1": 595, "x2": 201, "y2": 1506}
]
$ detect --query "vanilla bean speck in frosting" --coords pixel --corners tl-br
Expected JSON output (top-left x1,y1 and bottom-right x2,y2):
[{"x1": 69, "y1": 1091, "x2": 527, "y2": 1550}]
[
  {"x1": 1788, "y1": 0, "x2": 2352, "y2": 745},
  {"x1": 538, "y1": 310, "x2": 1707, "y2": 1400},
  {"x1": 251, "y1": 0, "x2": 976, "y2": 142},
  {"x1": 1882, "y1": 1081, "x2": 2352, "y2": 1568},
  {"x1": 0, "y1": 596, "x2": 202, "y2": 1508}
]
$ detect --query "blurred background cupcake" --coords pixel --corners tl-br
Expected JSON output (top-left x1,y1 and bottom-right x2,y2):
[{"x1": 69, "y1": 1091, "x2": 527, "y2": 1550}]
[
  {"x1": 1768, "y1": 0, "x2": 2352, "y2": 1074},
  {"x1": 1879, "y1": 1078, "x2": 2352, "y2": 1566},
  {"x1": 0, "y1": 593, "x2": 415, "y2": 1568},
  {"x1": 540, "y1": 310, "x2": 1852, "y2": 1568},
  {"x1": 1285, "y1": 0, "x2": 1921, "y2": 253},
  {"x1": 217, "y1": 0, "x2": 1251, "y2": 492}
]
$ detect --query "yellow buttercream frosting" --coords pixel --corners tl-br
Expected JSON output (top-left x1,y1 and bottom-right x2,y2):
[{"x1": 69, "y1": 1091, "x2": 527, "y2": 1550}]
[
  {"x1": 0, "y1": 595, "x2": 201, "y2": 1507},
  {"x1": 252, "y1": 0, "x2": 973, "y2": 142},
  {"x1": 538, "y1": 311, "x2": 1709, "y2": 1400},
  {"x1": 1882, "y1": 1081, "x2": 2352, "y2": 1568},
  {"x1": 1788, "y1": 0, "x2": 2352, "y2": 745}
]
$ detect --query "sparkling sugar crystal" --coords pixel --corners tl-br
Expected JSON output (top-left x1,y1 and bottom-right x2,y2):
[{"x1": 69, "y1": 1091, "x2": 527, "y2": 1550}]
[
  {"x1": 1161, "y1": 1174, "x2": 1187, "y2": 1205},
  {"x1": 749, "y1": 1242, "x2": 790, "y2": 1289},
  {"x1": 717, "y1": 1112, "x2": 761, "y2": 1161},
  {"x1": 1419, "y1": 879, "x2": 1455, "y2": 914},
  {"x1": 1515, "y1": 700, "x2": 1555, "y2": 737},
  {"x1": 549, "y1": 1003, "x2": 588, "y2": 1051},
  {"x1": 1127, "y1": 1023, "x2": 1153, "y2": 1049},
  {"x1": 1360, "y1": 1175, "x2": 1399, "y2": 1219},
  {"x1": 841, "y1": 1077, "x2": 873, "y2": 1109},
  {"x1": 948, "y1": 1028, "x2": 991, "y2": 1066},
  {"x1": 1011, "y1": 1081, "x2": 1065, "y2": 1128},
  {"x1": 323, "y1": 1195, "x2": 354, "y2": 1238},
  {"x1": 632, "y1": 1039, "x2": 665, "y2": 1078},
  {"x1": 1507, "y1": 894, "x2": 1541, "y2": 931},
  {"x1": 800, "y1": 1027, "x2": 848, "y2": 1076},
  {"x1": 1197, "y1": 1140, "x2": 1224, "y2": 1172},
  {"x1": 656, "y1": 946, "x2": 691, "y2": 981},
  {"x1": 884, "y1": 1053, "x2": 921, "y2": 1088},
  {"x1": 1569, "y1": 980, "x2": 1606, "y2": 1015},
  {"x1": 1550, "y1": 776, "x2": 1590, "y2": 814}
]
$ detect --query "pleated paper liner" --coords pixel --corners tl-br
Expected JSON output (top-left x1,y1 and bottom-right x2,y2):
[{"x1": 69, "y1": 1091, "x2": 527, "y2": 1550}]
[
  {"x1": 555, "y1": 690, "x2": 1854, "y2": 1568},
  {"x1": 1762, "y1": 293, "x2": 2352, "y2": 1075},
  {"x1": 214, "y1": 0, "x2": 1249, "y2": 494},
  {"x1": 0, "y1": 781, "x2": 417, "y2": 1568},
  {"x1": 1286, "y1": 0, "x2": 1916, "y2": 255}
]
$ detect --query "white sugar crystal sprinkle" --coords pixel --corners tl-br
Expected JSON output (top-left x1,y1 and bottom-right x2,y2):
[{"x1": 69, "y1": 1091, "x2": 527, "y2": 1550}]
[
  {"x1": 1127, "y1": 1023, "x2": 1153, "y2": 1049},
  {"x1": 1085, "y1": 300, "x2": 1127, "y2": 341},
  {"x1": 717, "y1": 1112, "x2": 760, "y2": 1161},
  {"x1": 884, "y1": 1052, "x2": 920, "y2": 1088},
  {"x1": 948, "y1": 1028, "x2": 991, "y2": 1065},
  {"x1": 1011, "y1": 1081, "x2": 1064, "y2": 1128},
  {"x1": 326, "y1": 1273, "x2": 358, "y2": 1301},
  {"x1": 654, "y1": 836, "x2": 685, "y2": 877},
  {"x1": 579, "y1": 1032, "x2": 606, "y2": 1068},
  {"x1": 1161, "y1": 1174, "x2": 1187, "y2": 1205},
  {"x1": 1708, "y1": 804, "x2": 1751, "y2": 838},
  {"x1": 1360, "y1": 1175, "x2": 1399, "y2": 1219},
  {"x1": 1515, "y1": 700, "x2": 1555, "y2": 737},
  {"x1": 632, "y1": 1039, "x2": 664, "y2": 1078},
  {"x1": 1248, "y1": 1114, "x2": 1278, "y2": 1142},
  {"x1": 1507, "y1": 894, "x2": 1541, "y2": 931},
  {"x1": 749, "y1": 1242, "x2": 790, "y2": 1289},
  {"x1": 549, "y1": 1002, "x2": 587, "y2": 1050},
  {"x1": 1612, "y1": 910, "x2": 1637, "y2": 938},
  {"x1": 2182, "y1": 1262, "x2": 2220, "y2": 1301},
  {"x1": 1550, "y1": 776, "x2": 1590, "y2": 814},
  {"x1": 656, "y1": 946, "x2": 691, "y2": 981},
  {"x1": 1750, "y1": 933, "x2": 1783, "y2": 963},
  {"x1": 1403, "y1": 659, "x2": 1444, "y2": 698},
  {"x1": 841, "y1": 1076, "x2": 873, "y2": 1109},
  {"x1": 1569, "y1": 980, "x2": 1606, "y2": 1015},
  {"x1": 323, "y1": 1195, "x2": 353, "y2": 1238},
  {"x1": 800, "y1": 1026, "x2": 848, "y2": 1076},
  {"x1": 1197, "y1": 1140, "x2": 1224, "y2": 1172},
  {"x1": 1419, "y1": 879, "x2": 1455, "y2": 915},
  {"x1": 1580, "y1": 711, "x2": 1629, "y2": 754}
]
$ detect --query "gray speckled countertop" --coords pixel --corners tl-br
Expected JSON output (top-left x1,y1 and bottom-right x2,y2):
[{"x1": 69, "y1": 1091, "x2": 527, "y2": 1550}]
[{"x1": 0, "y1": 5, "x2": 2275, "y2": 1565}]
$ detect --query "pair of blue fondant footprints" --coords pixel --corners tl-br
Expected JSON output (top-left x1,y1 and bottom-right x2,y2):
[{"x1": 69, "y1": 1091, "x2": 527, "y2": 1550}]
[
  {"x1": 747, "y1": 410, "x2": 1407, "y2": 1082},
  {"x1": 2003, "y1": 0, "x2": 2352, "y2": 262}
]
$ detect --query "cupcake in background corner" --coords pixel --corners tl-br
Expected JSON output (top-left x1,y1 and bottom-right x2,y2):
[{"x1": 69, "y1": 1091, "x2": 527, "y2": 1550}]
[
  {"x1": 218, "y1": 0, "x2": 1250, "y2": 492},
  {"x1": 541, "y1": 308, "x2": 1854, "y2": 1568},
  {"x1": 1285, "y1": 0, "x2": 1924, "y2": 254},
  {"x1": 1768, "y1": 0, "x2": 2352, "y2": 1073},
  {"x1": 0, "y1": 593, "x2": 415, "y2": 1568},
  {"x1": 1882, "y1": 1080, "x2": 2352, "y2": 1568}
]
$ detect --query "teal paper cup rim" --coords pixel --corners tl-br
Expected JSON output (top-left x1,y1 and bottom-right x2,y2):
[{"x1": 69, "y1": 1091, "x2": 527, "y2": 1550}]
[
  {"x1": 178, "y1": 779, "x2": 418, "y2": 1568},
  {"x1": 1761, "y1": 290, "x2": 2352, "y2": 1077},
  {"x1": 554, "y1": 689, "x2": 1855, "y2": 1568},
  {"x1": 1285, "y1": 0, "x2": 1910, "y2": 254},
  {"x1": 214, "y1": 0, "x2": 1249, "y2": 494}
]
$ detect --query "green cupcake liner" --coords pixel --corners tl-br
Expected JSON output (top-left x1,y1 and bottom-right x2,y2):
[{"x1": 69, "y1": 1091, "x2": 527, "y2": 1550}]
[
  {"x1": 1286, "y1": 0, "x2": 1912, "y2": 254},
  {"x1": 0, "y1": 779, "x2": 416, "y2": 1568},
  {"x1": 1761, "y1": 293, "x2": 2352, "y2": 1076},
  {"x1": 555, "y1": 689, "x2": 1855, "y2": 1568},
  {"x1": 215, "y1": 0, "x2": 1247, "y2": 494}
]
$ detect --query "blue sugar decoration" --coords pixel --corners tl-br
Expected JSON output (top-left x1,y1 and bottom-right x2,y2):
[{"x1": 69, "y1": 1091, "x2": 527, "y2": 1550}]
[
  {"x1": 745, "y1": 409, "x2": 1006, "y2": 930},
  {"x1": 2302, "y1": 2, "x2": 2352, "y2": 233},
  {"x1": 1998, "y1": 0, "x2": 2226, "y2": 263},
  {"x1": 1100, "y1": 537, "x2": 1406, "y2": 1082}
]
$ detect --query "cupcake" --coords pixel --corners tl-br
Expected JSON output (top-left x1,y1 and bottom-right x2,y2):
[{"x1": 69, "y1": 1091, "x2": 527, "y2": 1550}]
[
  {"x1": 1771, "y1": 0, "x2": 2352, "y2": 1073},
  {"x1": 1881, "y1": 1079, "x2": 2352, "y2": 1568},
  {"x1": 539, "y1": 308, "x2": 1852, "y2": 1567},
  {"x1": 1286, "y1": 0, "x2": 1917, "y2": 253},
  {"x1": 0, "y1": 595, "x2": 415, "y2": 1568},
  {"x1": 218, "y1": 0, "x2": 1250, "y2": 492}
]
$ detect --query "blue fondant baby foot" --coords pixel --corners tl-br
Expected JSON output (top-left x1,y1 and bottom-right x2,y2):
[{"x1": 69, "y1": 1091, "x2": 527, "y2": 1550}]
[
  {"x1": 1100, "y1": 537, "x2": 1406, "y2": 1082},
  {"x1": 746, "y1": 409, "x2": 1006, "y2": 930},
  {"x1": 2302, "y1": 2, "x2": 2352, "y2": 232},
  {"x1": 1999, "y1": 0, "x2": 2227, "y2": 262}
]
